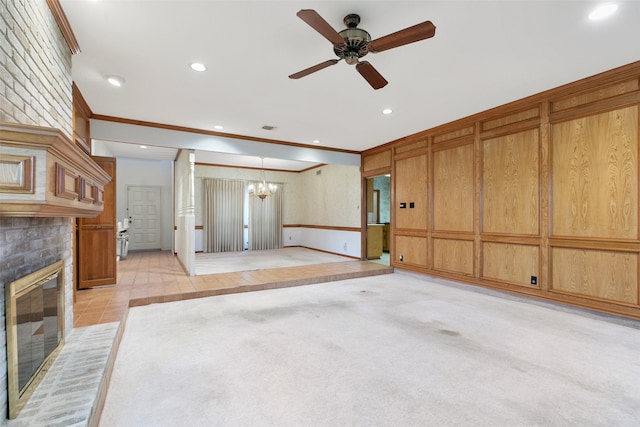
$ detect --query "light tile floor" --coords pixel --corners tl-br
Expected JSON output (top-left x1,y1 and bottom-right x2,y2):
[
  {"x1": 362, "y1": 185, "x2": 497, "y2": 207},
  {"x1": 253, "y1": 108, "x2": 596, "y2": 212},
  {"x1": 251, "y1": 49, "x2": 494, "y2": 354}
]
[{"x1": 74, "y1": 250, "x2": 392, "y2": 327}]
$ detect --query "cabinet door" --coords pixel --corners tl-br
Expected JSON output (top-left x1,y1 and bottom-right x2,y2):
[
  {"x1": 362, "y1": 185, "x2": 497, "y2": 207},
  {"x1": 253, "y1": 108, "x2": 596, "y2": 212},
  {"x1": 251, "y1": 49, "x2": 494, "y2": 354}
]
[{"x1": 78, "y1": 157, "x2": 116, "y2": 288}]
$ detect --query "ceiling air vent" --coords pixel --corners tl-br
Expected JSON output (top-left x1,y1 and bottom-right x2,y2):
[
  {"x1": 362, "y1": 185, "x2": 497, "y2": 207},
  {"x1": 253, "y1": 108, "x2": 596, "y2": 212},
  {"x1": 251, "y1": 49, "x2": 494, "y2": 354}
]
[{"x1": 262, "y1": 125, "x2": 276, "y2": 131}]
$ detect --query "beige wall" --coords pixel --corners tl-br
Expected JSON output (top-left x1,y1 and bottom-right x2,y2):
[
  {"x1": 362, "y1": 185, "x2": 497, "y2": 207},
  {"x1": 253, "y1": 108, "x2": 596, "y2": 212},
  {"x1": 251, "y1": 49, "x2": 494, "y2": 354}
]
[{"x1": 195, "y1": 163, "x2": 361, "y2": 228}]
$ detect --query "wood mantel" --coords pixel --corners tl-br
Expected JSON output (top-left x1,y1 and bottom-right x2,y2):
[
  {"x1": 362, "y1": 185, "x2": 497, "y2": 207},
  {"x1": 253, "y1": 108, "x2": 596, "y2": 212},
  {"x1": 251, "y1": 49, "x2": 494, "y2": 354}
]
[{"x1": 0, "y1": 122, "x2": 111, "y2": 217}]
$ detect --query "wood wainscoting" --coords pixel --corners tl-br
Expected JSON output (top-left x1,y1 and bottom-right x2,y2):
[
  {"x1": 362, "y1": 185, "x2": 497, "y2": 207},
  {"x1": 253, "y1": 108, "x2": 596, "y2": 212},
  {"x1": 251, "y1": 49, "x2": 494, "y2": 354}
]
[{"x1": 362, "y1": 61, "x2": 640, "y2": 319}]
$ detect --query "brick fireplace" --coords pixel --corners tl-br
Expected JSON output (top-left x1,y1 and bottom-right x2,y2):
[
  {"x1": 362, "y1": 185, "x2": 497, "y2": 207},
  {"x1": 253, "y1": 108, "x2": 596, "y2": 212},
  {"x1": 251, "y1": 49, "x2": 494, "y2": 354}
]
[{"x1": 0, "y1": 0, "x2": 97, "y2": 420}]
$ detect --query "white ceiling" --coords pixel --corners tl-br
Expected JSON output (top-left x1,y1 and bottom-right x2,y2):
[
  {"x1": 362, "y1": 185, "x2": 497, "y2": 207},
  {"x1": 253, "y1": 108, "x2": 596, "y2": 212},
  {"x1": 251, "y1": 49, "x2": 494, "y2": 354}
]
[{"x1": 61, "y1": 0, "x2": 640, "y2": 170}]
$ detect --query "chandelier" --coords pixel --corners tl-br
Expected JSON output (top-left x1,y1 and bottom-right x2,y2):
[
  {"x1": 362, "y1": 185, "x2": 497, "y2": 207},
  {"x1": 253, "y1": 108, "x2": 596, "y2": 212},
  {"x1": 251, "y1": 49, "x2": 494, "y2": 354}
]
[{"x1": 248, "y1": 158, "x2": 277, "y2": 200}]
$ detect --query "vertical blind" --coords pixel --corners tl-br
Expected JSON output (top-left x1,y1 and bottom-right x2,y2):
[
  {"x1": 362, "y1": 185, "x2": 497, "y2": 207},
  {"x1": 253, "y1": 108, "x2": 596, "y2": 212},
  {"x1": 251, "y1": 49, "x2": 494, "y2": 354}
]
[
  {"x1": 249, "y1": 188, "x2": 283, "y2": 250},
  {"x1": 203, "y1": 179, "x2": 245, "y2": 252}
]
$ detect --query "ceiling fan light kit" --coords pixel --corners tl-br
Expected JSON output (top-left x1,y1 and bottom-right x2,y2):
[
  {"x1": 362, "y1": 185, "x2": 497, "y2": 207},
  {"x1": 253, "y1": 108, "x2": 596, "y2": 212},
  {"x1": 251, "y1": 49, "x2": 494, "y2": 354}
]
[{"x1": 289, "y1": 9, "x2": 436, "y2": 90}]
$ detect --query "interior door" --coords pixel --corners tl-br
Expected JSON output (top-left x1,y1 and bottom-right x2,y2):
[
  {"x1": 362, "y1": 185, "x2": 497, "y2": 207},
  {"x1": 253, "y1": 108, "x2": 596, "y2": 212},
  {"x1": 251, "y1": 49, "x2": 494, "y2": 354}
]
[
  {"x1": 127, "y1": 186, "x2": 162, "y2": 251},
  {"x1": 77, "y1": 156, "x2": 117, "y2": 288},
  {"x1": 365, "y1": 175, "x2": 391, "y2": 264}
]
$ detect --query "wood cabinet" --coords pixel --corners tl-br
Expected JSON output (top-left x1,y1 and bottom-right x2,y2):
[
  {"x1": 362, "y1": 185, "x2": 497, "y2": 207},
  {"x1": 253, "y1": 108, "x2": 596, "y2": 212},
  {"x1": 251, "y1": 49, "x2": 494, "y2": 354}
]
[
  {"x1": 77, "y1": 157, "x2": 117, "y2": 288},
  {"x1": 382, "y1": 223, "x2": 390, "y2": 252},
  {"x1": 367, "y1": 224, "x2": 383, "y2": 259}
]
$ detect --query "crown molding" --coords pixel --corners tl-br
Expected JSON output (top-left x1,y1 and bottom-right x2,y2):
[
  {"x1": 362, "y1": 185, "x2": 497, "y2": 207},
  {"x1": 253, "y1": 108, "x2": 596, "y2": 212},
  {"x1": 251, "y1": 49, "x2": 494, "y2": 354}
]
[{"x1": 46, "y1": 0, "x2": 80, "y2": 54}]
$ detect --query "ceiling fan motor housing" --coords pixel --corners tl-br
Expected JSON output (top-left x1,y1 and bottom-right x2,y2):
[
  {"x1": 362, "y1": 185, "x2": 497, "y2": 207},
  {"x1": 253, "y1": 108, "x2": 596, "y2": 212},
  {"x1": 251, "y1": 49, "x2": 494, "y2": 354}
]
[{"x1": 333, "y1": 14, "x2": 371, "y2": 65}]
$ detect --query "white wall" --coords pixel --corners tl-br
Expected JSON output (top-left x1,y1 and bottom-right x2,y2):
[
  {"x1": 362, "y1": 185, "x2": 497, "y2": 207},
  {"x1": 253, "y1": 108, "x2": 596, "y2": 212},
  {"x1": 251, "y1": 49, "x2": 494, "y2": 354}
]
[{"x1": 116, "y1": 158, "x2": 174, "y2": 250}]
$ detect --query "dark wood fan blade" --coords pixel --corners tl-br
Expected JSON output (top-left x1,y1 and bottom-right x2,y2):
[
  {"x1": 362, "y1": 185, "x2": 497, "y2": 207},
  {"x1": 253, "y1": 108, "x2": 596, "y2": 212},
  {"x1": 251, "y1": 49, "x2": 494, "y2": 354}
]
[
  {"x1": 289, "y1": 59, "x2": 340, "y2": 79},
  {"x1": 297, "y1": 9, "x2": 345, "y2": 46},
  {"x1": 356, "y1": 61, "x2": 388, "y2": 90},
  {"x1": 368, "y1": 21, "x2": 436, "y2": 53}
]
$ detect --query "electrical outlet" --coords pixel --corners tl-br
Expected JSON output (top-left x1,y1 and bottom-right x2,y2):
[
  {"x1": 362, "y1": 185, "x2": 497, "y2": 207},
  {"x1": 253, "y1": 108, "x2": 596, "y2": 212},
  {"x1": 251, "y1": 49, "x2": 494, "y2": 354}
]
[
  {"x1": 343, "y1": 242, "x2": 348, "y2": 251},
  {"x1": 531, "y1": 276, "x2": 537, "y2": 285},
  {"x1": 399, "y1": 254, "x2": 403, "y2": 262}
]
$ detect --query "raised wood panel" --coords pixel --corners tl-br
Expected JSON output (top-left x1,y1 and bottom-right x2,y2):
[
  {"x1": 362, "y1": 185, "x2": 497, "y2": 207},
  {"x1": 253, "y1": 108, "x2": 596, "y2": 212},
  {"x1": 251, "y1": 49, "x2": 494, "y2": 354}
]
[
  {"x1": 481, "y1": 107, "x2": 540, "y2": 131},
  {"x1": 433, "y1": 238, "x2": 474, "y2": 275},
  {"x1": 72, "y1": 83, "x2": 92, "y2": 154},
  {"x1": 395, "y1": 139, "x2": 427, "y2": 155},
  {"x1": 433, "y1": 126, "x2": 474, "y2": 144},
  {"x1": 92, "y1": 185, "x2": 104, "y2": 207},
  {"x1": 367, "y1": 224, "x2": 383, "y2": 259},
  {"x1": 363, "y1": 150, "x2": 391, "y2": 172},
  {"x1": 78, "y1": 178, "x2": 95, "y2": 204},
  {"x1": 395, "y1": 235, "x2": 427, "y2": 267},
  {"x1": 0, "y1": 154, "x2": 34, "y2": 193},
  {"x1": 482, "y1": 242, "x2": 539, "y2": 286},
  {"x1": 54, "y1": 162, "x2": 79, "y2": 200},
  {"x1": 433, "y1": 143, "x2": 474, "y2": 232},
  {"x1": 78, "y1": 156, "x2": 116, "y2": 288},
  {"x1": 395, "y1": 154, "x2": 427, "y2": 230},
  {"x1": 77, "y1": 227, "x2": 117, "y2": 286},
  {"x1": 551, "y1": 78, "x2": 639, "y2": 112},
  {"x1": 482, "y1": 129, "x2": 539, "y2": 235},
  {"x1": 551, "y1": 247, "x2": 638, "y2": 305},
  {"x1": 551, "y1": 106, "x2": 638, "y2": 239}
]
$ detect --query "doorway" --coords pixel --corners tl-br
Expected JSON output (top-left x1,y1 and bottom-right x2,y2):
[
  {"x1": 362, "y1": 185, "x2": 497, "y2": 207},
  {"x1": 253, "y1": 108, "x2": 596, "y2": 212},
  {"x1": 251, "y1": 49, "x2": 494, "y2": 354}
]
[
  {"x1": 127, "y1": 186, "x2": 162, "y2": 251},
  {"x1": 365, "y1": 175, "x2": 391, "y2": 265}
]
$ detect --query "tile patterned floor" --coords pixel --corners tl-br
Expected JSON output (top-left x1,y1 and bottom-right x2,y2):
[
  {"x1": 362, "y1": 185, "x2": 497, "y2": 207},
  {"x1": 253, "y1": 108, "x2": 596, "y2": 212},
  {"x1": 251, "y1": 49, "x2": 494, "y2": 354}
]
[{"x1": 74, "y1": 251, "x2": 392, "y2": 327}]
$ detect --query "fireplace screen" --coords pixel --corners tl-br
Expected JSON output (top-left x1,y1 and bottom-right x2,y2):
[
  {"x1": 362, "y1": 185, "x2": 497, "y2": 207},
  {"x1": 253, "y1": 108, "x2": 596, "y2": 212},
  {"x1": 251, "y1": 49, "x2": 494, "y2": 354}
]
[{"x1": 6, "y1": 260, "x2": 65, "y2": 419}]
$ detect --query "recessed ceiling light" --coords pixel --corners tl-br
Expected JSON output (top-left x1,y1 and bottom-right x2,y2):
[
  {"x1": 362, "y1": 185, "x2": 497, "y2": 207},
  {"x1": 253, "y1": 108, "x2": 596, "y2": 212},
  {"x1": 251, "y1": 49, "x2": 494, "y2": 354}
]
[
  {"x1": 589, "y1": 3, "x2": 618, "y2": 20},
  {"x1": 190, "y1": 62, "x2": 207, "y2": 72},
  {"x1": 382, "y1": 108, "x2": 393, "y2": 115},
  {"x1": 214, "y1": 125, "x2": 224, "y2": 130},
  {"x1": 313, "y1": 140, "x2": 320, "y2": 144},
  {"x1": 106, "y1": 75, "x2": 125, "y2": 87},
  {"x1": 140, "y1": 145, "x2": 147, "y2": 149}
]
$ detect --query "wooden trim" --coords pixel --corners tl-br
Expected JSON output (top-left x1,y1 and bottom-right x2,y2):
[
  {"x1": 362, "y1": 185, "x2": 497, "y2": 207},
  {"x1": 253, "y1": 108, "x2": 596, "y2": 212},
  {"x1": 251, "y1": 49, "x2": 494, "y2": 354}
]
[
  {"x1": 300, "y1": 164, "x2": 326, "y2": 173},
  {"x1": 194, "y1": 162, "x2": 327, "y2": 174},
  {"x1": 92, "y1": 114, "x2": 360, "y2": 155},
  {"x1": 362, "y1": 167, "x2": 391, "y2": 178},
  {"x1": 72, "y1": 83, "x2": 92, "y2": 117},
  {"x1": 296, "y1": 245, "x2": 360, "y2": 260},
  {"x1": 46, "y1": 0, "x2": 80, "y2": 54},
  {"x1": 548, "y1": 91, "x2": 640, "y2": 124}
]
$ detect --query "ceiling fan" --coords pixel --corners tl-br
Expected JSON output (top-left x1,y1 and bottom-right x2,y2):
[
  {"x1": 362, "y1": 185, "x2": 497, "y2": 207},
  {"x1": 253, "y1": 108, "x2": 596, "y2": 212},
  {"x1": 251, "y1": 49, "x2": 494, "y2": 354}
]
[{"x1": 289, "y1": 9, "x2": 436, "y2": 90}]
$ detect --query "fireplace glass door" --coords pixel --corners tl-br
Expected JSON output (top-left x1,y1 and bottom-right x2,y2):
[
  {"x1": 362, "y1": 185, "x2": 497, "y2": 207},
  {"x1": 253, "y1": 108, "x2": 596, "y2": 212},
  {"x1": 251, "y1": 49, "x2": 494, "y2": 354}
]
[
  {"x1": 15, "y1": 274, "x2": 61, "y2": 390},
  {"x1": 6, "y1": 260, "x2": 65, "y2": 418}
]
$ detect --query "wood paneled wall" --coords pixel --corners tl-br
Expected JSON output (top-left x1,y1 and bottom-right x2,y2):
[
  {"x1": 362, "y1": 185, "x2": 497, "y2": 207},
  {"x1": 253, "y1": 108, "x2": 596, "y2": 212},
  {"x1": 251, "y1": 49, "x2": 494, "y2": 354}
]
[{"x1": 362, "y1": 61, "x2": 640, "y2": 319}]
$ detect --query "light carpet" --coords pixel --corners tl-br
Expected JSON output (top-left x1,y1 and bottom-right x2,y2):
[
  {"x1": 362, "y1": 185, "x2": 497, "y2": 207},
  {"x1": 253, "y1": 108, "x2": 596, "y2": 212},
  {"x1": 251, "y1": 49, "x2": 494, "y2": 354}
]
[
  {"x1": 100, "y1": 273, "x2": 640, "y2": 427},
  {"x1": 195, "y1": 247, "x2": 353, "y2": 275}
]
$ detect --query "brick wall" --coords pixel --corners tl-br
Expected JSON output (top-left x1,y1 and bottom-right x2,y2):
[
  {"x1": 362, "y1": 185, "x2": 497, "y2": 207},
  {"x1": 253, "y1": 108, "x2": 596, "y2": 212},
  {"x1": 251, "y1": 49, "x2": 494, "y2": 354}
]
[
  {"x1": 0, "y1": 0, "x2": 74, "y2": 421},
  {"x1": 0, "y1": 0, "x2": 73, "y2": 137}
]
